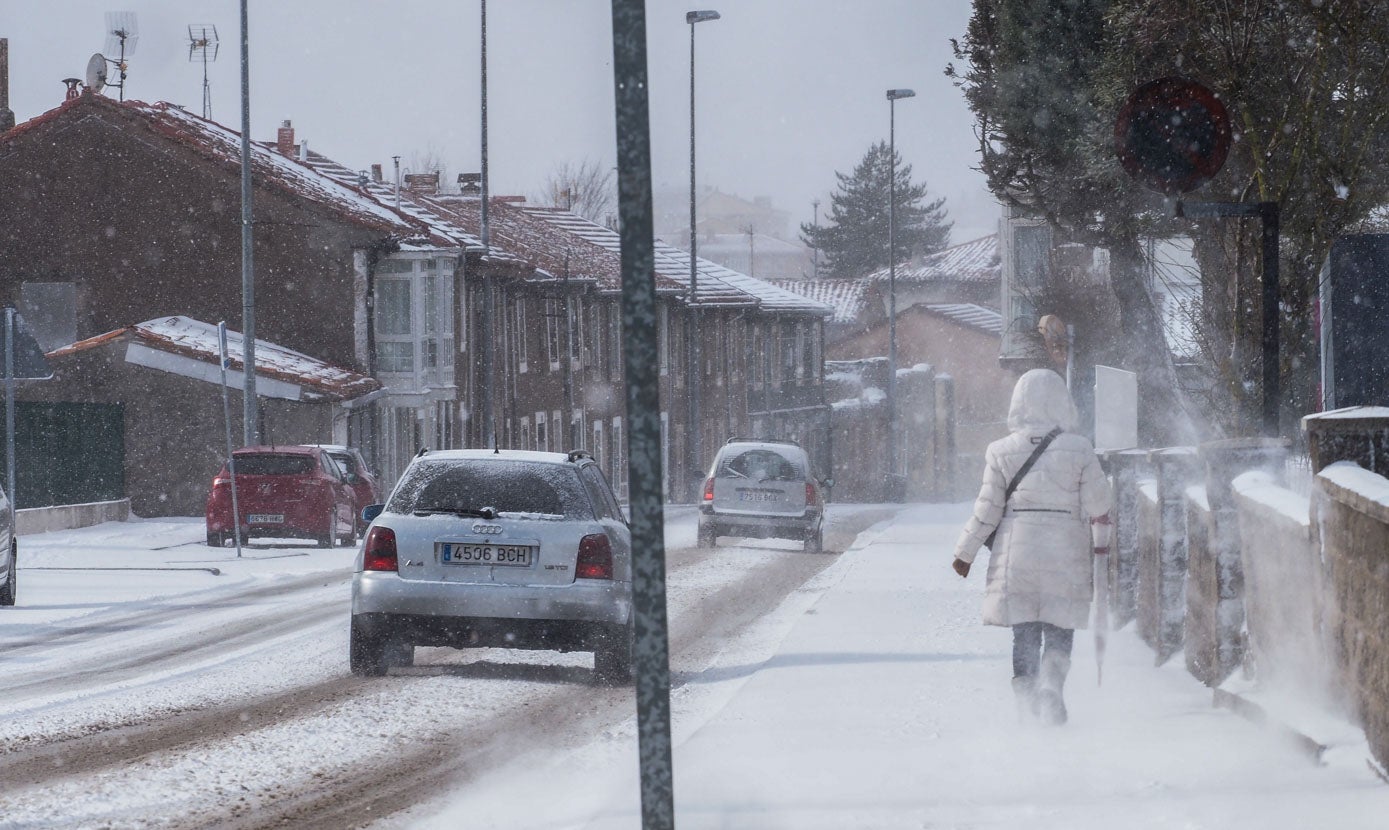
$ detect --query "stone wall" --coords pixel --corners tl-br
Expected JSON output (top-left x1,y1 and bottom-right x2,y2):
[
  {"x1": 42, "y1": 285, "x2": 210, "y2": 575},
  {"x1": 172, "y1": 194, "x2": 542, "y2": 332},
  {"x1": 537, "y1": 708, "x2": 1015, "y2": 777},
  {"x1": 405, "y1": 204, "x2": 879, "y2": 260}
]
[
  {"x1": 1314, "y1": 463, "x2": 1389, "y2": 769},
  {"x1": 1182, "y1": 486, "x2": 1225, "y2": 685},
  {"x1": 1230, "y1": 471, "x2": 1339, "y2": 710}
]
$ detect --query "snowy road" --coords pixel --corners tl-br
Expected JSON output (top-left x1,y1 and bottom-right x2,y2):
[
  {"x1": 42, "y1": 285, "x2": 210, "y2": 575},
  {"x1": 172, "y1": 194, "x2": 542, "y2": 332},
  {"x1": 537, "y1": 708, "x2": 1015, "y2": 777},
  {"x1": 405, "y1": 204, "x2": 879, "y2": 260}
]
[{"x1": 0, "y1": 507, "x2": 893, "y2": 828}]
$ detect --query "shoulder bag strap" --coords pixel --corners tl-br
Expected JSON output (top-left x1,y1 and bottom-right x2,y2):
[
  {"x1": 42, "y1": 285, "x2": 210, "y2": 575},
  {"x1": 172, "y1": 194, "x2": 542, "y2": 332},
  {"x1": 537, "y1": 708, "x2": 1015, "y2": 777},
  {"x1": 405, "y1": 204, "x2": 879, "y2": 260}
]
[
  {"x1": 1002, "y1": 426, "x2": 1063, "y2": 503},
  {"x1": 981, "y1": 427, "x2": 1063, "y2": 549}
]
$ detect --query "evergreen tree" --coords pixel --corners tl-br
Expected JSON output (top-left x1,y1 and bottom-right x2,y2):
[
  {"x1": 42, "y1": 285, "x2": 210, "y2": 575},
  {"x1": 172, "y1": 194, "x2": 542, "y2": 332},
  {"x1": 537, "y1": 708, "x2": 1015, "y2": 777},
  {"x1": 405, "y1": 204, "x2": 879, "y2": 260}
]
[{"x1": 800, "y1": 141, "x2": 951, "y2": 278}]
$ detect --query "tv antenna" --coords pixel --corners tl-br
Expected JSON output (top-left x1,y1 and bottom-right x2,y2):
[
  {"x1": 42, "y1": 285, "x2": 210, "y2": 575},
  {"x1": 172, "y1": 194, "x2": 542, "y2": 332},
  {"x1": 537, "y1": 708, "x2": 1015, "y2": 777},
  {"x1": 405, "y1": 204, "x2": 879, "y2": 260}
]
[
  {"x1": 101, "y1": 11, "x2": 139, "y2": 101},
  {"x1": 187, "y1": 25, "x2": 219, "y2": 119}
]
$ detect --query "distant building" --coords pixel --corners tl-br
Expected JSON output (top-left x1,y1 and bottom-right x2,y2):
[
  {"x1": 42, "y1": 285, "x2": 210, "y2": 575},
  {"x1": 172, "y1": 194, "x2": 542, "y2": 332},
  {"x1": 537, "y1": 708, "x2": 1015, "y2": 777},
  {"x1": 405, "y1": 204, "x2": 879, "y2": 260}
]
[{"x1": 655, "y1": 187, "x2": 814, "y2": 280}]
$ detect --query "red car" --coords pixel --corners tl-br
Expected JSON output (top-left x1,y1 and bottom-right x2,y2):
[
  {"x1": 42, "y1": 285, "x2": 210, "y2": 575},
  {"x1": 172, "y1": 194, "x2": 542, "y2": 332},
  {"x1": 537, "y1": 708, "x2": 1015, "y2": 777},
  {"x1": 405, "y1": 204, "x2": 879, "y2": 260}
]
[
  {"x1": 310, "y1": 444, "x2": 383, "y2": 536},
  {"x1": 205, "y1": 445, "x2": 357, "y2": 548}
]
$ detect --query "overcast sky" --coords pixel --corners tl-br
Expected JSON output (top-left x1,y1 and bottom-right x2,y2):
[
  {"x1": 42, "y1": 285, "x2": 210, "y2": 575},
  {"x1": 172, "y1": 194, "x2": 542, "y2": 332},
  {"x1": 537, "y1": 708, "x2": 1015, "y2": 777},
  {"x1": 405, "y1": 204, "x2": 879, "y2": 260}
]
[{"x1": 3, "y1": 1, "x2": 998, "y2": 244}]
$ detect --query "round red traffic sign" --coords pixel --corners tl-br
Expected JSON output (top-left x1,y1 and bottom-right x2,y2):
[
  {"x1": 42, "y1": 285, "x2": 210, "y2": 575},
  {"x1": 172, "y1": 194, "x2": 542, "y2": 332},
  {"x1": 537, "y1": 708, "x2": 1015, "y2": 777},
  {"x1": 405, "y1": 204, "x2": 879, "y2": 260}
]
[{"x1": 1115, "y1": 77, "x2": 1231, "y2": 195}]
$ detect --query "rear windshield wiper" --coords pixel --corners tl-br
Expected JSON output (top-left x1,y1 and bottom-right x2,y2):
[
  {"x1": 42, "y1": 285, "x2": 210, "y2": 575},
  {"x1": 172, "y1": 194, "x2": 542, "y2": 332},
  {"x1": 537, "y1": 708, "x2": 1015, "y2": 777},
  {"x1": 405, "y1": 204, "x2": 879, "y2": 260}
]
[{"x1": 413, "y1": 506, "x2": 498, "y2": 519}]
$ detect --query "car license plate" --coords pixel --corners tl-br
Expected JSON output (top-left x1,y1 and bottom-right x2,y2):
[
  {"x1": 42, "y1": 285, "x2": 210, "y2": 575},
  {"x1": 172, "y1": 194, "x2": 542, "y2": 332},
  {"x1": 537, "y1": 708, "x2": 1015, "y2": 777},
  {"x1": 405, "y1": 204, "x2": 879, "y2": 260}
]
[
  {"x1": 441, "y1": 543, "x2": 534, "y2": 567},
  {"x1": 739, "y1": 491, "x2": 782, "y2": 503},
  {"x1": 248, "y1": 513, "x2": 284, "y2": 524}
]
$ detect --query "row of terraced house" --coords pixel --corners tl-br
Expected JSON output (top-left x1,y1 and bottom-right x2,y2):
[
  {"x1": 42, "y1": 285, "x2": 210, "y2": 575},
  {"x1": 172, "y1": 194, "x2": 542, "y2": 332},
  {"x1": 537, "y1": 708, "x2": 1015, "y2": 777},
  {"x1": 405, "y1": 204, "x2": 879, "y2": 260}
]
[{"x1": 0, "y1": 89, "x2": 834, "y2": 514}]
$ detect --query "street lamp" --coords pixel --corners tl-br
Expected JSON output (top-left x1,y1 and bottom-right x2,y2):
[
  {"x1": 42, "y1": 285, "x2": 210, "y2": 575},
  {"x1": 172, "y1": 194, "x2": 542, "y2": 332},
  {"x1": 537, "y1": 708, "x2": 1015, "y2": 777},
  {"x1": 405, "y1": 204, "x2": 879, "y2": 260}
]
[
  {"x1": 885, "y1": 87, "x2": 914, "y2": 500},
  {"x1": 687, "y1": 8, "x2": 719, "y2": 500}
]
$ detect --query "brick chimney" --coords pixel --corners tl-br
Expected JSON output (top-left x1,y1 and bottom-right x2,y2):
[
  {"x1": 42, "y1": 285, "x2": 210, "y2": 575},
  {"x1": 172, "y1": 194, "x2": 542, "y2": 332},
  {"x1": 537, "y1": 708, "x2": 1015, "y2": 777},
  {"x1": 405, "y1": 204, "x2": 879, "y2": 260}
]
[
  {"x1": 370, "y1": 164, "x2": 383, "y2": 183},
  {"x1": 0, "y1": 39, "x2": 15, "y2": 132},
  {"x1": 403, "y1": 172, "x2": 439, "y2": 195},
  {"x1": 276, "y1": 120, "x2": 295, "y2": 156}
]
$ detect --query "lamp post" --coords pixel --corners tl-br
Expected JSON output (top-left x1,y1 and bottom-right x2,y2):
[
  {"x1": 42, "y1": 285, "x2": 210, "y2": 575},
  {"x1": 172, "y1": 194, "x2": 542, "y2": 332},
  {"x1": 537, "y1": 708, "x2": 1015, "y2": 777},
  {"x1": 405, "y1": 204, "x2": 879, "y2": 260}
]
[
  {"x1": 885, "y1": 87, "x2": 914, "y2": 499},
  {"x1": 686, "y1": 9, "x2": 718, "y2": 500}
]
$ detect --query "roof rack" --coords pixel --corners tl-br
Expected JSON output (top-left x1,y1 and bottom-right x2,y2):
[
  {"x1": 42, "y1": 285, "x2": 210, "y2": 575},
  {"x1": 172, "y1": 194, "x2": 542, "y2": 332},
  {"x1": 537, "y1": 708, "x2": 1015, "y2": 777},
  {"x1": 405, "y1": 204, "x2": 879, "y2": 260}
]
[
  {"x1": 724, "y1": 436, "x2": 801, "y2": 447},
  {"x1": 415, "y1": 447, "x2": 430, "y2": 457},
  {"x1": 566, "y1": 449, "x2": 593, "y2": 463}
]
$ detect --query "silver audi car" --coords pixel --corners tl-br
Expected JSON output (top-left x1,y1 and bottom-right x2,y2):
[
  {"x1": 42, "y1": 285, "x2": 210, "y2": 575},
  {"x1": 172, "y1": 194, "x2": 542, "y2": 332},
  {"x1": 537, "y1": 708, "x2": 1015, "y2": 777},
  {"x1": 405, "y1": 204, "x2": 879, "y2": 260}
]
[{"x1": 349, "y1": 449, "x2": 633, "y2": 682}]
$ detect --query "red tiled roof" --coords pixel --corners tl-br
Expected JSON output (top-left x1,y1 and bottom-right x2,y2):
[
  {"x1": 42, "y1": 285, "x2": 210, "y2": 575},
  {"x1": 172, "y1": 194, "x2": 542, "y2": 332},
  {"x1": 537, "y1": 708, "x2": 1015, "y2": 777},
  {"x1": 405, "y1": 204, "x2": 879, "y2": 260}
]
[{"x1": 1, "y1": 93, "x2": 425, "y2": 239}]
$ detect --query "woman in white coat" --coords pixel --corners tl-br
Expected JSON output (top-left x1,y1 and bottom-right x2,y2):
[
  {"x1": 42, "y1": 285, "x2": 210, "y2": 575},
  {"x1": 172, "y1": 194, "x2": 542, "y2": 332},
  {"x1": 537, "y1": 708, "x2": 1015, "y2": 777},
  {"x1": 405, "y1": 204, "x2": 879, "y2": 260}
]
[{"x1": 951, "y1": 369, "x2": 1113, "y2": 725}]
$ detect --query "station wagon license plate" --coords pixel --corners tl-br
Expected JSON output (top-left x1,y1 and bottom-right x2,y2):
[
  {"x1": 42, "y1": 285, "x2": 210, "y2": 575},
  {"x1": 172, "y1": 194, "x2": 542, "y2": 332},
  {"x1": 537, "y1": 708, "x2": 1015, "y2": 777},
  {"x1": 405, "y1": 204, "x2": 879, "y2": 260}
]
[
  {"x1": 248, "y1": 514, "x2": 284, "y2": 524},
  {"x1": 739, "y1": 491, "x2": 782, "y2": 503},
  {"x1": 441, "y1": 543, "x2": 534, "y2": 567}
]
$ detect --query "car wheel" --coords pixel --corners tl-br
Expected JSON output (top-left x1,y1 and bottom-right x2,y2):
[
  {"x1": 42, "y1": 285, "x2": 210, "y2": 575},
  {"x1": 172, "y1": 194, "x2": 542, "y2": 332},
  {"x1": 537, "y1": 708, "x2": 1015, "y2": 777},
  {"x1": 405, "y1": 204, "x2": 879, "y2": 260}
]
[
  {"x1": 317, "y1": 510, "x2": 335, "y2": 548},
  {"x1": 206, "y1": 531, "x2": 224, "y2": 548},
  {"x1": 594, "y1": 622, "x2": 634, "y2": 685},
  {"x1": 696, "y1": 520, "x2": 717, "y2": 549},
  {"x1": 349, "y1": 617, "x2": 389, "y2": 677},
  {"x1": 0, "y1": 542, "x2": 15, "y2": 607},
  {"x1": 804, "y1": 526, "x2": 824, "y2": 553}
]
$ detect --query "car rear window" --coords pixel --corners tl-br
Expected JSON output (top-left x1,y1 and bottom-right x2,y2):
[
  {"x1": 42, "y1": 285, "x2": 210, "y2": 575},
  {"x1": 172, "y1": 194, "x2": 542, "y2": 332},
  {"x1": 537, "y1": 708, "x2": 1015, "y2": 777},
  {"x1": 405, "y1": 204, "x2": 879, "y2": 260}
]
[
  {"x1": 718, "y1": 448, "x2": 804, "y2": 481},
  {"x1": 388, "y1": 460, "x2": 594, "y2": 520},
  {"x1": 329, "y1": 453, "x2": 357, "y2": 476},
  {"x1": 232, "y1": 454, "x2": 316, "y2": 476}
]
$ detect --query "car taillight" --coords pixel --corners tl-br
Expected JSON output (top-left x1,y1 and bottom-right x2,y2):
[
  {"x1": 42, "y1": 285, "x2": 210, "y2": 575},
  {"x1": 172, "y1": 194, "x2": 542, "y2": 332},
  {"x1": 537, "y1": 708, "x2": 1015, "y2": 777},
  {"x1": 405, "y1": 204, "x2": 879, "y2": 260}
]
[
  {"x1": 576, "y1": 534, "x2": 613, "y2": 580},
  {"x1": 703, "y1": 477, "x2": 715, "y2": 502},
  {"x1": 806, "y1": 482, "x2": 818, "y2": 507},
  {"x1": 213, "y1": 478, "x2": 229, "y2": 488},
  {"x1": 363, "y1": 527, "x2": 398, "y2": 572}
]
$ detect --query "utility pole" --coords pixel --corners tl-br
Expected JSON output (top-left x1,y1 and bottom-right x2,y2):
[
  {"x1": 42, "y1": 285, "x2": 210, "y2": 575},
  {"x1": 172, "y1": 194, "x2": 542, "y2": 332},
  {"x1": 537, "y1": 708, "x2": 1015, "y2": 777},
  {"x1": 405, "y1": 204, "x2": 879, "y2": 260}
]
[{"x1": 238, "y1": 0, "x2": 258, "y2": 446}]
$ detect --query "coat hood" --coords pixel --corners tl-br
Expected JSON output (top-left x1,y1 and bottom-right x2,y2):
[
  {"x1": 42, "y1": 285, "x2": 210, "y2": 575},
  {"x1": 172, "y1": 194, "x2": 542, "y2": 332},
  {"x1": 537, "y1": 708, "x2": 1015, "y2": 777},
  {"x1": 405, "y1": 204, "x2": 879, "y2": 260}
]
[{"x1": 1007, "y1": 369, "x2": 1077, "y2": 434}]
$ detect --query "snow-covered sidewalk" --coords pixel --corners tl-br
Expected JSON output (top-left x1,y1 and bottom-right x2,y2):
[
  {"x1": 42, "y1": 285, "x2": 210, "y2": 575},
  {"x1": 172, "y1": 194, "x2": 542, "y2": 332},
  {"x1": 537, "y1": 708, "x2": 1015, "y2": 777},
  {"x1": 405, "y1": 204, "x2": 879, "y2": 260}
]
[{"x1": 588, "y1": 503, "x2": 1389, "y2": 829}]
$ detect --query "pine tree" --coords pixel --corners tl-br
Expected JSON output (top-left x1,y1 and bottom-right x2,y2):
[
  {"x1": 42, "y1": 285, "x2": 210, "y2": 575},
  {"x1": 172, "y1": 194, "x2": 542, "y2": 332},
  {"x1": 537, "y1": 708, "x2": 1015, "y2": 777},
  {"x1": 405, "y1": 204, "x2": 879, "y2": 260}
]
[{"x1": 800, "y1": 141, "x2": 951, "y2": 278}]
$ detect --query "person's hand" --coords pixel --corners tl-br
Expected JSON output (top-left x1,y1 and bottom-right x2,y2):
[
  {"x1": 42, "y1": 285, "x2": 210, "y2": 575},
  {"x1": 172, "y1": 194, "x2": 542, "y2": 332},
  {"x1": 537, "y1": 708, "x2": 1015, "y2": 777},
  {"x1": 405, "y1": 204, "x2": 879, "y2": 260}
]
[
  {"x1": 952, "y1": 558, "x2": 971, "y2": 578},
  {"x1": 1094, "y1": 547, "x2": 1110, "y2": 556}
]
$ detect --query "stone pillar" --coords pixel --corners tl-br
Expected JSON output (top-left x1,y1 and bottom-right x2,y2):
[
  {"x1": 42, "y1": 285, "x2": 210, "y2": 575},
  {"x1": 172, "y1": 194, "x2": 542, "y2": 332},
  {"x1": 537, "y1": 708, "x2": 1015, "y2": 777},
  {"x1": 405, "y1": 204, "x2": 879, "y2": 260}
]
[
  {"x1": 1147, "y1": 447, "x2": 1200, "y2": 665},
  {"x1": 933, "y1": 374, "x2": 956, "y2": 500},
  {"x1": 1303, "y1": 406, "x2": 1389, "y2": 474},
  {"x1": 1101, "y1": 449, "x2": 1149, "y2": 628},
  {"x1": 1189, "y1": 437, "x2": 1289, "y2": 686}
]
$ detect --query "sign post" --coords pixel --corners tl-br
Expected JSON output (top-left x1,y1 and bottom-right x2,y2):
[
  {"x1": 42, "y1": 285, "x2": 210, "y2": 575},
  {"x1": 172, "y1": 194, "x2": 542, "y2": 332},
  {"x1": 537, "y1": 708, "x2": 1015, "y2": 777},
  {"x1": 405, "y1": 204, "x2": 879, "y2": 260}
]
[{"x1": 1116, "y1": 77, "x2": 1280, "y2": 436}]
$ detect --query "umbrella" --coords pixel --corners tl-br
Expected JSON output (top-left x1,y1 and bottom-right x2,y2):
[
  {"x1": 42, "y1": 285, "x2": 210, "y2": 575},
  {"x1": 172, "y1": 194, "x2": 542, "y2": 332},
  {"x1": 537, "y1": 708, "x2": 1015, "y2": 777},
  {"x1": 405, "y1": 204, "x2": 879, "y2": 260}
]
[{"x1": 1094, "y1": 554, "x2": 1110, "y2": 685}]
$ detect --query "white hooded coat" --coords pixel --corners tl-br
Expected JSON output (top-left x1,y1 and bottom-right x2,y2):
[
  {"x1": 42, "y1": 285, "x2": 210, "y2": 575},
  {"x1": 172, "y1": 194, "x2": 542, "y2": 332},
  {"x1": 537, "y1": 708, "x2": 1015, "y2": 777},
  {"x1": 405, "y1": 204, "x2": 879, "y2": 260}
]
[{"x1": 953, "y1": 370, "x2": 1114, "y2": 630}]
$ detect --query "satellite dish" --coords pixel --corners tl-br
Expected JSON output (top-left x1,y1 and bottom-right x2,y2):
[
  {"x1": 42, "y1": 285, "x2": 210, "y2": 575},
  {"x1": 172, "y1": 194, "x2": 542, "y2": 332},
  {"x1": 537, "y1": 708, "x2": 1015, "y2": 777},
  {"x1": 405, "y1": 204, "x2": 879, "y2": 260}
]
[{"x1": 85, "y1": 53, "x2": 107, "y2": 93}]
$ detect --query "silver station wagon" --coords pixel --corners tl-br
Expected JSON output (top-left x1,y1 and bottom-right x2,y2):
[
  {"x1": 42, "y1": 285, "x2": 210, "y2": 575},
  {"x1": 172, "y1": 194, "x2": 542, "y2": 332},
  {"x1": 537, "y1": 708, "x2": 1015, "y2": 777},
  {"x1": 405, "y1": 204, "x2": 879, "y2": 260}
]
[
  {"x1": 350, "y1": 449, "x2": 633, "y2": 682},
  {"x1": 698, "y1": 439, "x2": 824, "y2": 552}
]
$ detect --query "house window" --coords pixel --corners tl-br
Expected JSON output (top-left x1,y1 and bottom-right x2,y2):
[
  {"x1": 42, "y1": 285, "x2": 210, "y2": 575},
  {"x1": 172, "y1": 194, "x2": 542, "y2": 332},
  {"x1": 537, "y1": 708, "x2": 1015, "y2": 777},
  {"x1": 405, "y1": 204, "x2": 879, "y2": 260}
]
[
  {"x1": 377, "y1": 342, "x2": 414, "y2": 373},
  {"x1": 421, "y1": 273, "x2": 438, "y2": 370},
  {"x1": 593, "y1": 420, "x2": 605, "y2": 471},
  {"x1": 797, "y1": 322, "x2": 808, "y2": 381},
  {"x1": 516, "y1": 297, "x2": 529, "y2": 373},
  {"x1": 751, "y1": 326, "x2": 763, "y2": 386},
  {"x1": 780, "y1": 322, "x2": 797, "y2": 384},
  {"x1": 609, "y1": 304, "x2": 623, "y2": 381},
  {"x1": 19, "y1": 282, "x2": 77, "y2": 352},
  {"x1": 520, "y1": 416, "x2": 532, "y2": 451},
  {"x1": 536, "y1": 411, "x2": 547, "y2": 452},
  {"x1": 658, "y1": 305, "x2": 669, "y2": 375},
  {"x1": 375, "y1": 277, "x2": 413, "y2": 373},
  {"x1": 571, "y1": 300, "x2": 585, "y2": 369},
  {"x1": 545, "y1": 298, "x2": 562, "y2": 370},
  {"x1": 611, "y1": 417, "x2": 626, "y2": 497}
]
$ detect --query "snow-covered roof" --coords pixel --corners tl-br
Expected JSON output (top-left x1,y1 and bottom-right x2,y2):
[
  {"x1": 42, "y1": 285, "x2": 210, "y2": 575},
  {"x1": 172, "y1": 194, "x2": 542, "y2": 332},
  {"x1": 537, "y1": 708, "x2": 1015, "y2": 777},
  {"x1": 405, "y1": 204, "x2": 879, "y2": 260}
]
[
  {"x1": 2, "y1": 94, "x2": 428, "y2": 237},
  {"x1": 920, "y1": 303, "x2": 1003, "y2": 335},
  {"x1": 296, "y1": 151, "x2": 489, "y2": 253},
  {"x1": 48, "y1": 316, "x2": 380, "y2": 402},
  {"x1": 767, "y1": 279, "x2": 870, "y2": 324},
  {"x1": 520, "y1": 207, "x2": 832, "y2": 316},
  {"x1": 865, "y1": 234, "x2": 1000, "y2": 285}
]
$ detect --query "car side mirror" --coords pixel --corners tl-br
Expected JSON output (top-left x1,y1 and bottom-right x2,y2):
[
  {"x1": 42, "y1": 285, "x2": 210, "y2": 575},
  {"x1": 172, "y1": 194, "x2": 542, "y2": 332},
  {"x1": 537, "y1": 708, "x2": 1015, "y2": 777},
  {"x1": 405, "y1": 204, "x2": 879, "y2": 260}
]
[
  {"x1": 820, "y1": 477, "x2": 834, "y2": 489},
  {"x1": 361, "y1": 504, "x2": 384, "y2": 524},
  {"x1": 343, "y1": 472, "x2": 359, "y2": 484}
]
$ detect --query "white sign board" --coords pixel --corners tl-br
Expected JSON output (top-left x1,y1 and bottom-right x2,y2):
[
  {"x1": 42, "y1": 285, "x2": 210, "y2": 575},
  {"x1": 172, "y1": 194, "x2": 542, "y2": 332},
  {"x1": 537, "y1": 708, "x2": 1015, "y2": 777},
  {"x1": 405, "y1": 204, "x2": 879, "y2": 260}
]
[{"x1": 1094, "y1": 364, "x2": 1138, "y2": 450}]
